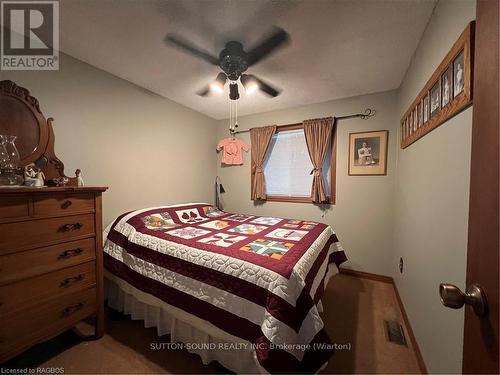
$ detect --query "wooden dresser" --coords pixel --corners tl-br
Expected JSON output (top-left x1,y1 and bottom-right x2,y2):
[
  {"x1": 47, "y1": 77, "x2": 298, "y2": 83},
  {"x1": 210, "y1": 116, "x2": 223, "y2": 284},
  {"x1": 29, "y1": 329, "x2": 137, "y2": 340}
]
[{"x1": 0, "y1": 186, "x2": 107, "y2": 362}]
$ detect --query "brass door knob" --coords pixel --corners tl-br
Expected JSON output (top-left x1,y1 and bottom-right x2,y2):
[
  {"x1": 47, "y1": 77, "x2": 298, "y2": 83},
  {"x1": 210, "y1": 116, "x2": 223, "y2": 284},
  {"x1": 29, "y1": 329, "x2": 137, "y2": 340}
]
[{"x1": 439, "y1": 283, "x2": 488, "y2": 317}]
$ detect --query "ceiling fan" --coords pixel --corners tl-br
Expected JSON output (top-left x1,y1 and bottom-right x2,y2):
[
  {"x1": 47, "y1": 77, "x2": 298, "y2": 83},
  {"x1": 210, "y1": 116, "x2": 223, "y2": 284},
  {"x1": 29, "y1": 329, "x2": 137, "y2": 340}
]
[{"x1": 165, "y1": 27, "x2": 290, "y2": 99}]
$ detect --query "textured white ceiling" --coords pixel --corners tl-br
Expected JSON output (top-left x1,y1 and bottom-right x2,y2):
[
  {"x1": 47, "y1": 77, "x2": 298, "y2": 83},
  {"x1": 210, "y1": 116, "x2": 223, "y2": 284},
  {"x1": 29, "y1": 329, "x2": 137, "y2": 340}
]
[{"x1": 59, "y1": 0, "x2": 436, "y2": 119}]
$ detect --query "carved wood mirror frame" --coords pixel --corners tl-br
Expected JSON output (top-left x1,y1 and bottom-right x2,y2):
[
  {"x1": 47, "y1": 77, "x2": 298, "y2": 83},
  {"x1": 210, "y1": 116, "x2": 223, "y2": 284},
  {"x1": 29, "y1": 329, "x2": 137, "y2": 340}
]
[{"x1": 0, "y1": 80, "x2": 76, "y2": 186}]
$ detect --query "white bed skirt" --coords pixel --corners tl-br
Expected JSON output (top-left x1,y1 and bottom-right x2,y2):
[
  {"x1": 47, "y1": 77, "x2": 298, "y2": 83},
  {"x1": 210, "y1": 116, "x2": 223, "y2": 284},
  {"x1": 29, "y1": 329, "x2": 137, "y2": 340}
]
[
  {"x1": 104, "y1": 265, "x2": 337, "y2": 374},
  {"x1": 105, "y1": 272, "x2": 263, "y2": 374}
]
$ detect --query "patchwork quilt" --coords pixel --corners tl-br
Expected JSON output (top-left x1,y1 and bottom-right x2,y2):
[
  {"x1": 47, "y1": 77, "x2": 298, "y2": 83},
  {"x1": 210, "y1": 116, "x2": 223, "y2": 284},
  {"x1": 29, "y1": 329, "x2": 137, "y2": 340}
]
[{"x1": 104, "y1": 203, "x2": 347, "y2": 373}]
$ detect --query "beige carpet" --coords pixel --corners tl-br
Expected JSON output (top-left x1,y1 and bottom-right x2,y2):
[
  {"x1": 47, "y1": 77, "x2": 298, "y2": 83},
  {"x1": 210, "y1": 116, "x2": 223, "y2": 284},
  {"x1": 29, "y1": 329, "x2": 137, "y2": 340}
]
[{"x1": 4, "y1": 274, "x2": 421, "y2": 374}]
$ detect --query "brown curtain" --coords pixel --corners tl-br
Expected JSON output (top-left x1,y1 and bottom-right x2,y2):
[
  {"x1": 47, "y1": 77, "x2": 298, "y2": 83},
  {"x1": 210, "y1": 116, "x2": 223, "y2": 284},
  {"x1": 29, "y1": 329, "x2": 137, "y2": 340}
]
[
  {"x1": 303, "y1": 117, "x2": 335, "y2": 203},
  {"x1": 250, "y1": 125, "x2": 277, "y2": 200}
]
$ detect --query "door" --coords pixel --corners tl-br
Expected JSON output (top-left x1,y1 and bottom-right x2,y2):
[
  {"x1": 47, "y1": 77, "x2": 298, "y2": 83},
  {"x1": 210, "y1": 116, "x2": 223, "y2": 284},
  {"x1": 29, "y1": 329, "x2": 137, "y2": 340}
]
[{"x1": 462, "y1": 0, "x2": 498, "y2": 373}]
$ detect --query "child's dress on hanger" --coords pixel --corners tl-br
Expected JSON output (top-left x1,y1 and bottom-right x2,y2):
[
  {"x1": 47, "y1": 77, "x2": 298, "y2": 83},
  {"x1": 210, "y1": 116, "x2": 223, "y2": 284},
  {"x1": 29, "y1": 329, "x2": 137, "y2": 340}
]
[{"x1": 217, "y1": 137, "x2": 249, "y2": 165}]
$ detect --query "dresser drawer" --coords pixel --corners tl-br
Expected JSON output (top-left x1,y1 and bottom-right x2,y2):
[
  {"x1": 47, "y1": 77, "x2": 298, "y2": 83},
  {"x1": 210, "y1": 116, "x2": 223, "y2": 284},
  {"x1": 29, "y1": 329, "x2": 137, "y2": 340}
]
[
  {"x1": 0, "y1": 195, "x2": 30, "y2": 220},
  {"x1": 0, "y1": 287, "x2": 96, "y2": 361},
  {"x1": 34, "y1": 193, "x2": 94, "y2": 217},
  {"x1": 0, "y1": 238, "x2": 96, "y2": 284},
  {"x1": 0, "y1": 261, "x2": 96, "y2": 315},
  {"x1": 0, "y1": 213, "x2": 95, "y2": 253}
]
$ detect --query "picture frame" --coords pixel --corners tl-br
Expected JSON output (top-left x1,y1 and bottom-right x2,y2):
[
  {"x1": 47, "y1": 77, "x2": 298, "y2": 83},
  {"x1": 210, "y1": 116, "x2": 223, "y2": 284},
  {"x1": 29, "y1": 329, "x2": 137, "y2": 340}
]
[
  {"x1": 418, "y1": 100, "x2": 423, "y2": 128},
  {"x1": 423, "y1": 93, "x2": 429, "y2": 123},
  {"x1": 430, "y1": 80, "x2": 441, "y2": 118},
  {"x1": 441, "y1": 66, "x2": 452, "y2": 106},
  {"x1": 348, "y1": 130, "x2": 388, "y2": 176},
  {"x1": 400, "y1": 22, "x2": 474, "y2": 149},
  {"x1": 409, "y1": 112, "x2": 413, "y2": 136},
  {"x1": 453, "y1": 50, "x2": 465, "y2": 98}
]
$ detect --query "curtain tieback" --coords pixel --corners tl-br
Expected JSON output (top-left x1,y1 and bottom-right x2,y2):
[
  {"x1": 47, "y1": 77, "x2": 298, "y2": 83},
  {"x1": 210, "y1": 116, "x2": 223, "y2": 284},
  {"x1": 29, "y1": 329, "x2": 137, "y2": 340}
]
[
  {"x1": 310, "y1": 167, "x2": 321, "y2": 176},
  {"x1": 253, "y1": 166, "x2": 264, "y2": 174}
]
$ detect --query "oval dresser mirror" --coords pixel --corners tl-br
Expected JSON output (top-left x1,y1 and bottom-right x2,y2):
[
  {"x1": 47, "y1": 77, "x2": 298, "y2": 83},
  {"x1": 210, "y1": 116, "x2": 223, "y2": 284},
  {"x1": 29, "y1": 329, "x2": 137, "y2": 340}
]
[{"x1": 0, "y1": 80, "x2": 75, "y2": 185}]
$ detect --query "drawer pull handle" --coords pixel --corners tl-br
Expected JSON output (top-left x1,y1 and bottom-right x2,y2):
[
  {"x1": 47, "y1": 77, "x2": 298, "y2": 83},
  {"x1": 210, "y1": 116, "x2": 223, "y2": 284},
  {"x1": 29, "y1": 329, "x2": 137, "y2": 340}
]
[
  {"x1": 58, "y1": 248, "x2": 83, "y2": 259},
  {"x1": 61, "y1": 200, "x2": 73, "y2": 209},
  {"x1": 60, "y1": 274, "x2": 84, "y2": 287},
  {"x1": 59, "y1": 223, "x2": 83, "y2": 232},
  {"x1": 61, "y1": 302, "x2": 84, "y2": 317}
]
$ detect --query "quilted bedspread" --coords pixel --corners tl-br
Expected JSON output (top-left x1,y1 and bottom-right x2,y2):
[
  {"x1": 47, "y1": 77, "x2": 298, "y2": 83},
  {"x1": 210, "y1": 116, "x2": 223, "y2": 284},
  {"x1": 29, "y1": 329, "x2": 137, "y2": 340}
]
[{"x1": 104, "y1": 203, "x2": 347, "y2": 373}]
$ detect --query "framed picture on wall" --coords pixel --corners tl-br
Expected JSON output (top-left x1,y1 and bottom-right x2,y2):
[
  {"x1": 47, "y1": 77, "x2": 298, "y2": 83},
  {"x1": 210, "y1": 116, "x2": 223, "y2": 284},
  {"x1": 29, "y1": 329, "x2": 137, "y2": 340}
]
[
  {"x1": 453, "y1": 50, "x2": 465, "y2": 97},
  {"x1": 423, "y1": 93, "x2": 429, "y2": 123},
  {"x1": 348, "y1": 130, "x2": 388, "y2": 176},
  {"x1": 430, "y1": 80, "x2": 441, "y2": 118},
  {"x1": 413, "y1": 108, "x2": 418, "y2": 131},
  {"x1": 441, "y1": 66, "x2": 452, "y2": 106},
  {"x1": 418, "y1": 100, "x2": 424, "y2": 128},
  {"x1": 400, "y1": 22, "x2": 474, "y2": 149}
]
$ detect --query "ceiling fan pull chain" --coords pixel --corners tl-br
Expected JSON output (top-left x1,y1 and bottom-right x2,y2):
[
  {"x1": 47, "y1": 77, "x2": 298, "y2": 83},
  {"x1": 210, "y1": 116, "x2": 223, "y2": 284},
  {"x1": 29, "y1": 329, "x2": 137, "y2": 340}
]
[
  {"x1": 235, "y1": 100, "x2": 238, "y2": 130},
  {"x1": 229, "y1": 100, "x2": 234, "y2": 133}
]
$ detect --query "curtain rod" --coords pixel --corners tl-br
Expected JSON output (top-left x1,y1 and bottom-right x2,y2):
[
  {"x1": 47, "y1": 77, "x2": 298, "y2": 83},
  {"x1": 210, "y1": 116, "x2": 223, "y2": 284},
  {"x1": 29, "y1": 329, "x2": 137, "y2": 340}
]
[{"x1": 229, "y1": 108, "x2": 376, "y2": 135}]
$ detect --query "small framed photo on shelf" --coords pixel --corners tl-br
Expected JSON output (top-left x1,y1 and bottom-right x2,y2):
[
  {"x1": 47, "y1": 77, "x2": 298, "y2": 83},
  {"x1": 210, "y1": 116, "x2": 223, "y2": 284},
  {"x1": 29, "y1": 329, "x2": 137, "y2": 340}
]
[
  {"x1": 348, "y1": 130, "x2": 388, "y2": 176},
  {"x1": 400, "y1": 22, "x2": 473, "y2": 149},
  {"x1": 430, "y1": 80, "x2": 441, "y2": 118},
  {"x1": 453, "y1": 50, "x2": 465, "y2": 98},
  {"x1": 441, "y1": 66, "x2": 452, "y2": 106}
]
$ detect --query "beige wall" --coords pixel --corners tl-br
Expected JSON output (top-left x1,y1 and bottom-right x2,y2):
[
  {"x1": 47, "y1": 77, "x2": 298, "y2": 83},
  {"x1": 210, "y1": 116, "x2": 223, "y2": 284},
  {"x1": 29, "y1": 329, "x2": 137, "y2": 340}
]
[
  {"x1": 393, "y1": 0, "x2": 475, "y2": 373},
  {"x1": 0, "y1": 53, "x2": 218, "y2": 225},
  {"x1": 216, "y1": 90, "x2": 399, "y2": 276}
]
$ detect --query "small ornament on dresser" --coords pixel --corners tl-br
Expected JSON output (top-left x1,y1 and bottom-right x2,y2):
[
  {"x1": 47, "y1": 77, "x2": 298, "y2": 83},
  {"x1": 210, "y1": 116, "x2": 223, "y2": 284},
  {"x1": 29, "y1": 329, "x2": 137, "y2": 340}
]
[
  {"x1": 34, "y1": 169, "x2": 45, "y2": 187},
  {"x1": 52, "y1": 177, "x2": 69, "y2": 186},
  {"x1": 75, "y1": 169, "x2": 84, "y2": 187},
  {"x1": 23, "y1": 164, "x2": 37, "y2": 187},
  {"x1": 24, "y1": 163, "x2": 45, "y2": 187}
]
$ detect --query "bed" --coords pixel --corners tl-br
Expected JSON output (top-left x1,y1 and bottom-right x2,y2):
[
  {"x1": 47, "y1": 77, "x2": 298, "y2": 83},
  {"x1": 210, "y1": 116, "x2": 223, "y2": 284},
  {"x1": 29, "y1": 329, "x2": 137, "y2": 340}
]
[{"x1": 103, "y1": 203, "x2": 347, "y2": 374}]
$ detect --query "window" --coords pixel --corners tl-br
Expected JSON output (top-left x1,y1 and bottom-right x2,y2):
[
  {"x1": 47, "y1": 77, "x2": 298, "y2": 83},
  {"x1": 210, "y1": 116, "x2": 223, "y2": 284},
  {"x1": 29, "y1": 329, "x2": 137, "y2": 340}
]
[{"x1": 257, "y1": 124, "x2": 336, "y2": 204}]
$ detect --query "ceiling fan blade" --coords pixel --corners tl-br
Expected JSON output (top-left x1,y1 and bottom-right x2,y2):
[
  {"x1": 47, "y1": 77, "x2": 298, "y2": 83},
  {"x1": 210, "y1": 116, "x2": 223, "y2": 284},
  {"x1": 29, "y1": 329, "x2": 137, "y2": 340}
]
[
  {"x1": 246, "y1": 27, "x2": 290, "y2": 66},
  {"x1": 249, "y1": 75, "x2": 281, "y2": 97},
  {"x1": 165, "y1": 34, "x2": 220, "y2": 66},
  {"x1": 196, "y1": 85, "x2": 211, "y2": 97},
  {"x1": 196, "y1": 73, "x2": 227, "y2": 97}
]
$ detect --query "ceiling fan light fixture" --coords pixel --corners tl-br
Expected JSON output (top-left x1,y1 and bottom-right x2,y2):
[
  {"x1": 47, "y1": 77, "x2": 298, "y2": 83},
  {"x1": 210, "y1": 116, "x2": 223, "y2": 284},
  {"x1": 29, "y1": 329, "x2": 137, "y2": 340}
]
[
  {"x1": 241, "y1": 74, "x2": 259, "y2": 94},
  {"x1": 245, "y1": 81, "x2": 259, "y2": 95},
  {"x1": 209, "y1": 82, "x2": 224, "y2": 94},
  {"x1": 210, "y1": 72, "x2": 227, "y2": 94}
]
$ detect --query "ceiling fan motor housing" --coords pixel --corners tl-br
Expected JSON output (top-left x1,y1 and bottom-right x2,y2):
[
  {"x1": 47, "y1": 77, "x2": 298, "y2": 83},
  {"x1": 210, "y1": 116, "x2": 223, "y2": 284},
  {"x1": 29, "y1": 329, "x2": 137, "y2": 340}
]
[{"x1": 219, "y1": 41, "x2": 248, "y2": 80}]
